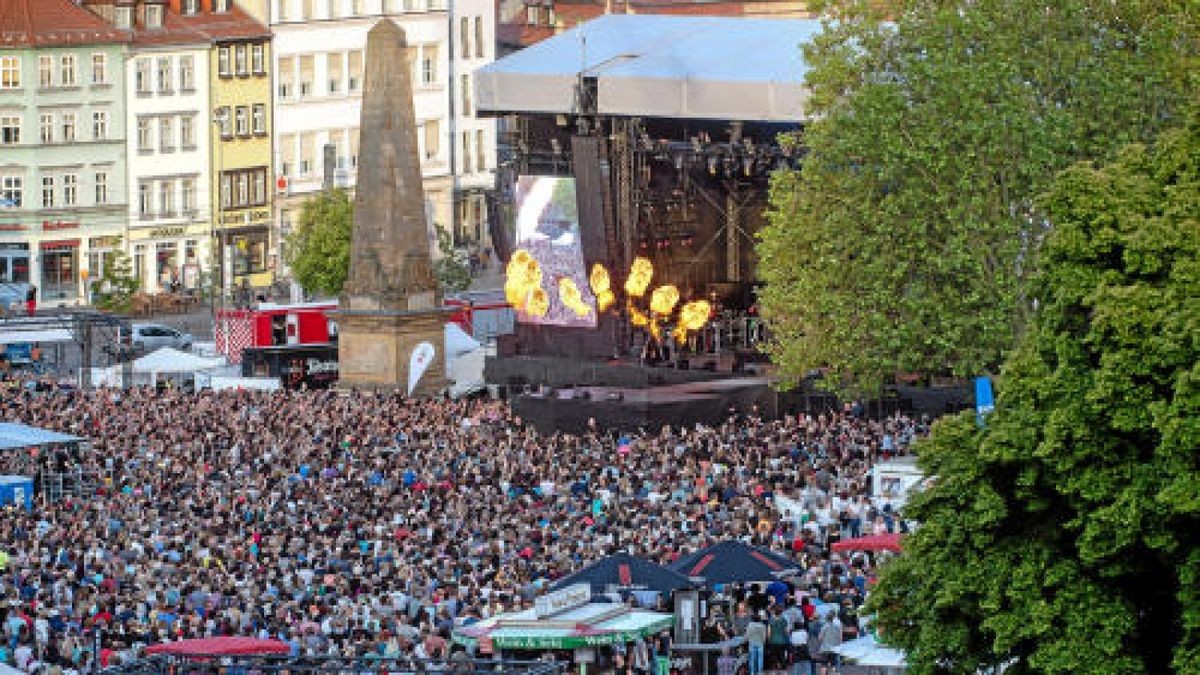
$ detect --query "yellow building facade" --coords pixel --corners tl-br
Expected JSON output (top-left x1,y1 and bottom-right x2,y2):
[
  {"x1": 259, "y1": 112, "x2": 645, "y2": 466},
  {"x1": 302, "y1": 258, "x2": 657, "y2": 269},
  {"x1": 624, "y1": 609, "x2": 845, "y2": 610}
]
[{"x1": 210, "y1": 35, "x2": 274, "y2": 291}]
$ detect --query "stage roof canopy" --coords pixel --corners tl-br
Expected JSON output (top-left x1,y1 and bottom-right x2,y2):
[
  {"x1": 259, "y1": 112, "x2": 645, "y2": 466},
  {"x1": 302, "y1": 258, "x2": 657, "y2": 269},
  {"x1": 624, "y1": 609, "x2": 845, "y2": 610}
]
[{"x1": 475, "y1": 14, "x2": 823, "y2": 122}]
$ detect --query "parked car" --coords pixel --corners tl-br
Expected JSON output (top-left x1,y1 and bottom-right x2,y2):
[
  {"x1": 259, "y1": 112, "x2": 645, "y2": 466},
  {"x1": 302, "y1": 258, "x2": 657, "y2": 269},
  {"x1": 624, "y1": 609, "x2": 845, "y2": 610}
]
[{"x1": 129, "y1": 323, "x2": 193, "y2": 352}]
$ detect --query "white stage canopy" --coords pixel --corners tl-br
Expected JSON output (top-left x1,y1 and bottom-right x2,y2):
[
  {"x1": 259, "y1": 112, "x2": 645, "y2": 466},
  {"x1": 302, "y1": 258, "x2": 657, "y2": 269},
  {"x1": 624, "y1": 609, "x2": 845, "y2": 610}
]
[{"x1": 475, "y1": 14, "x2": 823, "y2": 122}]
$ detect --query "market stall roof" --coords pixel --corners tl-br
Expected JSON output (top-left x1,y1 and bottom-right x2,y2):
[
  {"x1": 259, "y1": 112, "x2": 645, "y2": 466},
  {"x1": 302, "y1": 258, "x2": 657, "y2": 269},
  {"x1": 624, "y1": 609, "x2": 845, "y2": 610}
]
[
  {"x1": 475, "y1": 14, "x2": 823, "y2": 122},
  {"x1": 0, "y1": 422, "x2": 83, "y2": 452},
  {"x1": 133, "y1": 347, "x2": 226, "y2": 373},
  {"x1": 144, "y1": 637, "x2": 290, "y2": 656},
  {"x1": 671, "y1": 540, "x2": 799, "y2": 585},
  {"x1": 831, "y1": 533, "x2": 904, "y2": 553},
  {"x1": 454, "y1": 585, "x2": 674, "y2": 651},
  {"x1": 551, "y1": 552, "x2": 693, "y2": 596}
]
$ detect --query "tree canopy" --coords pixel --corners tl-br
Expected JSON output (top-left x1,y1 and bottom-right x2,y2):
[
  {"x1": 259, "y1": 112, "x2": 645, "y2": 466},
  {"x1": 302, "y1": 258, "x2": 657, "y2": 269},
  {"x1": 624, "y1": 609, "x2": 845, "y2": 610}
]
[
  {"x1": 285, "y1": 189, "x2": 353, "y2": 297},
  {"x1": 757, "y1": 0, "x2": 1199, "y2": 392},
  {"x1": 867, "y1": 118, "x2": 1200, "y2": 674}
]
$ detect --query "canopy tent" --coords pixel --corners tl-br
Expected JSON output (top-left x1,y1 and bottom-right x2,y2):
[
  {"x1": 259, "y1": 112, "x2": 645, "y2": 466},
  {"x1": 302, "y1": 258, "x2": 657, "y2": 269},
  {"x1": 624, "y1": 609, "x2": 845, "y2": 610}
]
[
  {"x1": 453, "y1": 602, "x2": 674, "y2": 652},
  {"x1": 671, "y1": 540, "x2": 799, "y2": 585},
  {"x1": 551, "y1": 552, "x2": 693, "y2": 596},
  {"x1": 0, "y1": 422, "x2": 83, "y2": 452},
  {"x1": 476, "y1": 15, "x2": 822, "y2": 122},
  {"x1": 832, "y1": 533, "x2": 904, "y2": 553},
  {"x1": 144, "y1": 637, "x2": 290, "y2": 657},
  {"x1": 0, "y1": 328, "x2": 73, "y2": 345},
  {"x1": 133, "y1": 347, "x2": 226, "y2": 373},
  {"x1": 445, "y1": 322, "x2": 486, "y2": 399},
  {"x1": 831, "y1": 634, "x2": 907, "y2": 670}
]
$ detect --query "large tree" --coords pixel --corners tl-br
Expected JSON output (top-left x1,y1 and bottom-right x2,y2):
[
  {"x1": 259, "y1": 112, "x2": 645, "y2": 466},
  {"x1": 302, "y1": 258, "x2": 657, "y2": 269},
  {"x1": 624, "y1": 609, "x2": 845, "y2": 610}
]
[
  {"x1": 285, "y1": 189, "x2": 353, "y2": 297},
  {"x1": 757, "y1": 0, "x2": 1198, "y2": 392},
  {"x1": 867, "y1": 119, "x2": 1200, "y2": 674}
]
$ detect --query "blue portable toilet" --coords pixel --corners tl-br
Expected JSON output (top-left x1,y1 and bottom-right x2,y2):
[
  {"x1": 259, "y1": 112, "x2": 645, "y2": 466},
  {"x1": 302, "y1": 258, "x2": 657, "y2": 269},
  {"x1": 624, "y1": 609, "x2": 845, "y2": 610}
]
[{"x1": 0, "y1": 475, "x2": 34, "y2": 511}]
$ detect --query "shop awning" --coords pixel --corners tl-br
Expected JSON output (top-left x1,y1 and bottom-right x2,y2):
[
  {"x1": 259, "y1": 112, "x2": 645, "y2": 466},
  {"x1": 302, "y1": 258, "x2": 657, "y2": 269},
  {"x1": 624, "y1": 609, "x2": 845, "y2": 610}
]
[
  {"x1": 831, "y1": 533, "x2": 904, "y2": 553},
  {"x1": 454, "y1": 602, "x2": 674, "y2": 651}
]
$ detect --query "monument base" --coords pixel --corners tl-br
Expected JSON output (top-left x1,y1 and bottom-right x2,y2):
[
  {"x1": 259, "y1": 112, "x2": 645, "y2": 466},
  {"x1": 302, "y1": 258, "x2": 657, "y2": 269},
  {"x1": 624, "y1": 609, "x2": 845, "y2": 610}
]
[{"x1": 334, "y1": 306, "x2": 452, "y2": 397}]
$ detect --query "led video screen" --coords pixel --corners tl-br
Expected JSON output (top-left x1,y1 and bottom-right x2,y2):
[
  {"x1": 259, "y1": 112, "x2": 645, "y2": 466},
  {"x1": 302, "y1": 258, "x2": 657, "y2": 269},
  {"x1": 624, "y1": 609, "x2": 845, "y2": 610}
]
[{"x1": 510, "y1": 176, "x2": 597, "y2": 328}]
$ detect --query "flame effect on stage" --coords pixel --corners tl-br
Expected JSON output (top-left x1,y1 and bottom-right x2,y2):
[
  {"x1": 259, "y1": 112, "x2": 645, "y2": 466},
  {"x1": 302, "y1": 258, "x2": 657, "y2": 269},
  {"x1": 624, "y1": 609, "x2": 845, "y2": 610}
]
[{"x1": 506, "y1": 252, "x2": 713, "y2": 344}]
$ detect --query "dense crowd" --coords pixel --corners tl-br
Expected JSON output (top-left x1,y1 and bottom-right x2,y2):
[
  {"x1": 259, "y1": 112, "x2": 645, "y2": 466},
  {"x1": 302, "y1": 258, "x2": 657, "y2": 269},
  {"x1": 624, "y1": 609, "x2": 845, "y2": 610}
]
[{"x1": 0, "y1": 383, "x2": 922, "y2": 673}]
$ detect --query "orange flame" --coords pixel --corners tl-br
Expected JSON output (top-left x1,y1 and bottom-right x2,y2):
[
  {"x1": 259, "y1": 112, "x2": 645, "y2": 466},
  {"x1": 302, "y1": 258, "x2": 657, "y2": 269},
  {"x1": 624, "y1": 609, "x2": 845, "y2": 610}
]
[
  {"x1": 649, "y1": 285, "x2": 680, "y2": 316},
  {"x1": 557, "y1": 277, "x2": 592, "y2": 318},
  {"x1": 527, "y1": 287, "x2": 550, "y2": 317},
  {"x1": 624, "y1": 257, "x2": 654, "y2": 298},
  {"x1": 590, "y1": 264, "x2": 615, "y2": 311}
]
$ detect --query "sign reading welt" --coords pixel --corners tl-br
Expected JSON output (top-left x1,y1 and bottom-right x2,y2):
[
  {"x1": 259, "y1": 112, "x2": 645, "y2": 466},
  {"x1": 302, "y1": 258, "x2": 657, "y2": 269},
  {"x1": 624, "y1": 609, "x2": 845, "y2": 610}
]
[{"x1": 534, "y1": 583, "x2": 591, "y2": 618}]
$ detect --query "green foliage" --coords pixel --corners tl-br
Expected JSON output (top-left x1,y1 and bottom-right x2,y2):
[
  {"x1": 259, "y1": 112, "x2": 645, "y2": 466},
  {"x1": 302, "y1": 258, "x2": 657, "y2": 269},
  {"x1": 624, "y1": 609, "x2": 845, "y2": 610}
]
[
  {"x1": 758, "y1": 0, "x2": 1199, "y2": 392},
  {"x1": 434, "y1": 224, "x2": 472, "y2": 294},
  {"x1": 91, "y1": 241, "x2": 140, "y2": 313},
  {"x1": 867, "y1": 119, "x2": 1200, "y2": 674},
  {"x1": 285, "y1": 189, "x2": 353, "y2": 297}
]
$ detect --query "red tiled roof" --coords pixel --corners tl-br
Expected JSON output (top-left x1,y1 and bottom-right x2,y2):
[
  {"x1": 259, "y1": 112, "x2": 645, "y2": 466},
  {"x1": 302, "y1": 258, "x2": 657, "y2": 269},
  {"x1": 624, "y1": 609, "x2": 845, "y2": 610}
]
[
  {"x1": 166, "y1": 0, "x2": 269, "y2": 42},
  {"x1": 499, "y1": 0, "x2": 751, "y2": 48},
  {"x1": 0, "y1": 0, "x2": 131, "y2": 48}
]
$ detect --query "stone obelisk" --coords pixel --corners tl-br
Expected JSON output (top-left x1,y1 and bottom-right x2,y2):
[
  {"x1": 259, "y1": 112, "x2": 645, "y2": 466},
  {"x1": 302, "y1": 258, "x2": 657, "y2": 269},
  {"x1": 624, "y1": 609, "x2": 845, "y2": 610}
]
[{"x1": 335, "y1": 19, "x2": 450, "y2": 396}]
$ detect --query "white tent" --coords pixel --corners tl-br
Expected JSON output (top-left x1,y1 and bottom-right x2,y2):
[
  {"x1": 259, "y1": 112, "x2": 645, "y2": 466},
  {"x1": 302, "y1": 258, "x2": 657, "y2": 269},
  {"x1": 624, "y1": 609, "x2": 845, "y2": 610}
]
[
  {"x1": 832, "y1": 634, "x2": 907, "y2": 671},
  {"x1": 133, "y1": 347, "x2": 226, "y2": 373},
  {"x1": 445, "y1": 323, "x2": 485, "y2": 398}
]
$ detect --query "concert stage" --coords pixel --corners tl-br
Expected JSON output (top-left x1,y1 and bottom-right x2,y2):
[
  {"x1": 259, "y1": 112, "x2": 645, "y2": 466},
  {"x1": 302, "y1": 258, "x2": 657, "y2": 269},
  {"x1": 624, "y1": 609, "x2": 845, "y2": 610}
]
[{"x1": 510, "y1": 376, "x2": 774, "y2": 434}]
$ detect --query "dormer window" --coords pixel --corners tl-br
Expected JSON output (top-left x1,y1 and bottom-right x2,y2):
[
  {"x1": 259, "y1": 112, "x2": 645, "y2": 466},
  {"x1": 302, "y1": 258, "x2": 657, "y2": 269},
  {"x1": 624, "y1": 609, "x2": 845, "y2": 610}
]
[
  {"x1": 115, "y1": 6, "x2": 134, "y2": 29},
  {"x1": 145, "y1": 4, "x2": 164, "y2": 29}
]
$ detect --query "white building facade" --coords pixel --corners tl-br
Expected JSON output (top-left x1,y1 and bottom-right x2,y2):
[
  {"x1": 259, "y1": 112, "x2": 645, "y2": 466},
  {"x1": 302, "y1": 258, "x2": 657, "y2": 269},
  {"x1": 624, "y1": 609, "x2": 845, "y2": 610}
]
[
  {"x1": 269, "y1": 0, "x2": 497, "y2": 274},
  {"x1": 125, "y1": 43, "x2": 214, "y2": 294}
]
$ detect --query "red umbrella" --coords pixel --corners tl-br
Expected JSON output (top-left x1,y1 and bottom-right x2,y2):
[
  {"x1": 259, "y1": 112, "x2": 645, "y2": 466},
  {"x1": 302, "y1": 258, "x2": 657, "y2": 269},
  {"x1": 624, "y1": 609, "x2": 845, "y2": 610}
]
[
  {"x1": 145, "y1": 637, "x2": 291, "y2": 657},
  {"x1": 831, "y1": 533, "x2": 904, "y2": 553}
]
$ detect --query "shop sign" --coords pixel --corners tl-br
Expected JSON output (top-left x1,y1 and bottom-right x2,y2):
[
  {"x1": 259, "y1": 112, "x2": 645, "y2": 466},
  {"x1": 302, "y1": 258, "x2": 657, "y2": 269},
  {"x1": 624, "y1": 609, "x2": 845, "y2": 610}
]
[
  {"x1": 89, "y1": 236, "x2": 122, "y2": 248},
  {"x1": 218, "y1": 209, "x2": 270, "y2": 227},
  {"x1": 305, "y1": 358, "x2": 338, "y2": 376},
  {"x1": 0, "y1": 223, "x2": 25, "y2": 232},
  {"x1": 43, "y1": 220, "x2": 79, "y2": 231},
  {"x1": 534, "y1": 583, "x2": 591, "y2": 618},
  {"x1": 150, "y1": 226, "x2": 186, "y2": 238}
]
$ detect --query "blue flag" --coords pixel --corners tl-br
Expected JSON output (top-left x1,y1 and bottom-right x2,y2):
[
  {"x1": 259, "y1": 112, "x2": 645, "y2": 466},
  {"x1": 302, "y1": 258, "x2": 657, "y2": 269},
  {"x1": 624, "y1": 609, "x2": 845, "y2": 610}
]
[{"x1": 975, "y1": 376, "x2": 995, "y2": 427}]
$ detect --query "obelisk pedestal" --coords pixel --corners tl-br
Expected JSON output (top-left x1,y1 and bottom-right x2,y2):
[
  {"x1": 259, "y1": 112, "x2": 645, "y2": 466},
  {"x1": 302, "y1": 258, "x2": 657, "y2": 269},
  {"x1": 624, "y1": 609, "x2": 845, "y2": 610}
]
[{"x1": 334, "y1": 19, "x2": 451, "y2": 397}]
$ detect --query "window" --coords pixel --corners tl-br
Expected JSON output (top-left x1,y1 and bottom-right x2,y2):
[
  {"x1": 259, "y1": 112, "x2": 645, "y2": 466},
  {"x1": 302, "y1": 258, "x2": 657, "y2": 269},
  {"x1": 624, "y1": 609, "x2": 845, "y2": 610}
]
[
  {"x1": 61, "y1": 113, "x2": 76, "y2": 142},
  {"x1": 181, "y1": 178, "x2": 196, "y2": 213},
  {"x1": 146, "y1": 3, "x2": 164, "y2": 28},
  {"x1": 39, "y1": 55, "x2": 53, "y2": 88},
  {"x1": 476, "y1": 129, "x2": 485, "y2": 171},
  {"x1": 423, "y1": 119, "x2": 440, "y2": 159},
  {"x1": 215, "y1": 0, "x2": 231, "y2": 12},
  {"x1": 0, "y1": 56, "x2": 20, "y2": 89},
  {"x1": 94, "y1": 172, "x2": 108, "y2": 204},
  {"x1": 421, "y1": 46, "x2": 437, "y2": 85},
  {"x1": 139, "y1": 182, "x2": 153, "y2": 216},
  {"x1": 236, "y1": 173, "x2": 249, "y2": 205},
  {"x1": 115, "y1": 6, "x2": 133, "y2": 28},
  {"x1": 475, "y1": 16, "x2": 485, "y2": 60},
  {"x1": 252, "y1": 44, "x2": 265, "y2": 75},
  {"x1": 157, "y1": 57, "x2": 171, "y2": 93},
  {"x1": 461, "y1": 73, "x2": 470, "y2": 115},
  {"x1": 159, "y1": 116, "x2": 174, "y2": 151},
  {"x1": 62, "y1": 174, "x2": 77, "y2": 207},
  {"x1": 279, "y1": 133, "x2": 294, "y2": 176},
  {"x1": 328, "y1": 52, "x2": 343, "y2": 94},
  {"x1": 182, "y1": 0, "x2": 200, "y2": 14},
  {"x1": 299, "y1": 133, "x2": 315, "y2": 175},
  {"x1": 133, "y1": 244, "x2": 145, "y2": 281},
  {"x1": 40, "y1": 114, "x2": 53, "y2": 143},
  {"x1": 349, "y1": 127, "x2": 359, "y2": 167},
  {"x1": 216, "y1": 106, "x2": 232, "y2": 138},
  {"x1": 252, "y1": 104, "x2": 266, "y2": 135},
  {"x1": 92, "y1": 111, "x2": 108, "y2": 140},
  {"x1": 235, "y1": 106, "x2": 249, "y2": 136},
  {"x1": 180, "y1": 115, "x2": 195, "y2": 148},
  {"x1": 136, "y1": 58, "x2": 151, "y2": 93},
  {"x1": 179, "y1": 55, "x2": 194, "y2": 91},
  {"x1": 218, "y1": 47, "x2": 231, "y2": 77},
  {"x1": 137, "y1": 117, "x2": 152, "y2": 150},
  {"x1": 0, "y1": 116, "x2": 18, "y2": 145},
  {"x1": 159, "y1": 180, "x2": 175, "y2": 217},
  {"x1": 235, "y1": 45, "x2": 248, "y2": 76},
  {"x1": 0, "y1": 175, "x2": 22, "y2": 207},
  {"x1": 298, "y1": 55, "x2": 313, "y2": 97},
  {"x1": 461, "y1": 131, "x2": 471, "y2": 173},
  {"x1": 348, "y1": 51, "x2": 362, "y2": 92},
  {"x1": 252, "y1": 171, "x2": 266, "y2": 205},
  {"x1": 91, "y1": 53, "x2": 107, "y2": 84},
  {"x1": 220, "y1": 174, "x2": 232, "y2": 208},
  {"x1": 526, "y1": 5, "x2": 538, "y2": 26},
  {"x1": 60, "y1": 55, "x2": 76, "y2": 86},
  {"x1": 41, "y1": 175, "x2": 55, "y2": 208},
  {"x1": 460, "y1": 17, "x2": 470, "y2": 60},
  {"x1": 278, "y1": 56, "x2": 294, "y2": 98}
]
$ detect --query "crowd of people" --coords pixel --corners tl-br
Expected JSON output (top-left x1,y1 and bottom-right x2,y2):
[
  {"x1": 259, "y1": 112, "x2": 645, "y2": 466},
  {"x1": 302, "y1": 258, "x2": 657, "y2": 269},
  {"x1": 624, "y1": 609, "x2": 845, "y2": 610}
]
[{"x1": 0, "y1": 381, "x2": 923, "y2": 674}]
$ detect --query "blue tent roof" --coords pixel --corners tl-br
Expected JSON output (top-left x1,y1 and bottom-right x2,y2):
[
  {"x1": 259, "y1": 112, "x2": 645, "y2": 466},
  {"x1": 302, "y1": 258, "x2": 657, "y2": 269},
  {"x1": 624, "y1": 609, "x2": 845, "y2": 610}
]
[
  {"x1": 0, "y1": 422, "x2": 83, "y2": 452},
  {"x1": 670, "y1": 540, "x2": 799, "y2": 586},
  {"x1": 552, "y1": 553, "x2": 694, "y2": 596}
]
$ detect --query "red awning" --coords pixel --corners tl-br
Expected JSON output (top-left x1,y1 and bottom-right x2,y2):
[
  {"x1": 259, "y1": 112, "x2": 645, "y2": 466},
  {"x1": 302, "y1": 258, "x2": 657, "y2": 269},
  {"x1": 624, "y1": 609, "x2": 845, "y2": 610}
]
[
  {"x1": 831, "y1": 533, "x2": 904, "y2": 553},
  {"x1": 39, "y1": 239, "x2": 80, "y2": 249},
  {"x1": 144, "y1": 637, "x2": 290, "y2": 656}
]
